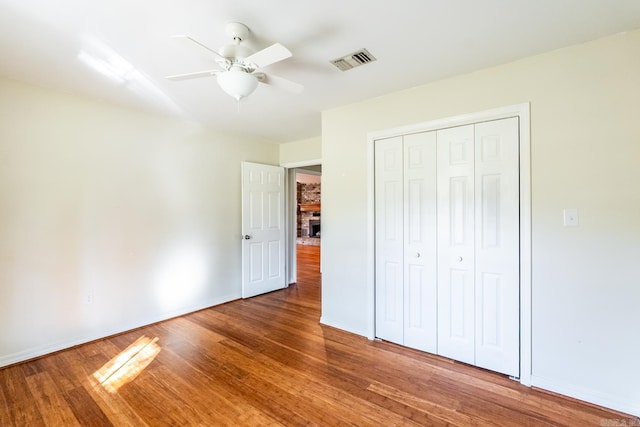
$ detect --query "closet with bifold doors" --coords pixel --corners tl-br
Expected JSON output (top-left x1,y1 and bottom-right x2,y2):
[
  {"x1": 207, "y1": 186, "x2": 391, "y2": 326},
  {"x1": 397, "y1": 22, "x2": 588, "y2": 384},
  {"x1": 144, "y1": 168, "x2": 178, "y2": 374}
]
[{"x1": 374, "y1": 117, "x2": 520, "y2": 377}]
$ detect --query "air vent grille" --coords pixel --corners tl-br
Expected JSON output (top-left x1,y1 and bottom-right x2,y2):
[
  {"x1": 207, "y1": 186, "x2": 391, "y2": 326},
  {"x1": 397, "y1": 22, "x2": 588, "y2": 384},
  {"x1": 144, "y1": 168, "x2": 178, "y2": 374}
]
[{"x1": 330, "y1": 49, "x2": 376, "y2": 71}]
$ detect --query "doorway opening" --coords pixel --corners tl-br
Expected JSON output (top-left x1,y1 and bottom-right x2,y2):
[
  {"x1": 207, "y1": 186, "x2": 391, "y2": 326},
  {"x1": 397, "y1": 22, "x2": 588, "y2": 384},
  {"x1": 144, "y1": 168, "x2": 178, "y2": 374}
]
[
  {"x1": 296, "y1": 168, "x2": 321, "y2": 245},
  {"x1": 291, "y1": 166, "x2": 321, "y2": 284}
]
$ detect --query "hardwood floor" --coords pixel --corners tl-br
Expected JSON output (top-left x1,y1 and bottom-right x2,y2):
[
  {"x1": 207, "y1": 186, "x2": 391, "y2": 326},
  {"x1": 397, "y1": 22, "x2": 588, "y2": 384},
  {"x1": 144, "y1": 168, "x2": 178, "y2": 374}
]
[{"x1": 1, "y1": 244, "x2": 636, "y2": 426}]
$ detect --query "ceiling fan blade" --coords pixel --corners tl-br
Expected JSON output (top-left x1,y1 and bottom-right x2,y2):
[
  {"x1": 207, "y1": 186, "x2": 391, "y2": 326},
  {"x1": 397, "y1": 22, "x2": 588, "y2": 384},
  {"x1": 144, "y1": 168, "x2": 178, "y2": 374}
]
[
  {"x1": 256, "y1": 72, "x2": 304, "y2": 94},
  {"x1": 171, "y1": 35, "x2": 228, "y2": 61},
  {"x1": 166, "y1": 69, "x2": 220, "y2": 81},
  {"x1": 244, "y1": 43, "x2": 292, "y2": 69}
]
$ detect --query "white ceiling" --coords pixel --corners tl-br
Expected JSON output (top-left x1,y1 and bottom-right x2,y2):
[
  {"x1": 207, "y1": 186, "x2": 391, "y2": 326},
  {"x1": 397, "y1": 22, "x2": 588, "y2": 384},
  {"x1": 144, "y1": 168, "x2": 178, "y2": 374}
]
[{"x1": 1, "y1": 1, "x2": 640, "y2": 143}]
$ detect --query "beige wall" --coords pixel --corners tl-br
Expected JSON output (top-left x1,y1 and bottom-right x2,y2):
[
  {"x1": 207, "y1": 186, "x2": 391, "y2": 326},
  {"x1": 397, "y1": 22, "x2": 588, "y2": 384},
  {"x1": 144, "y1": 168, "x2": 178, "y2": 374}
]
[
  {"x1": 279, "y1": 136, "x2": 321, "y2": 166},
  {"x1": 0, "y1": 78, "x2": 278, "y2": 365},
  {"x1": 321, "y1": 30, "x2": 640, "y2": 415}
]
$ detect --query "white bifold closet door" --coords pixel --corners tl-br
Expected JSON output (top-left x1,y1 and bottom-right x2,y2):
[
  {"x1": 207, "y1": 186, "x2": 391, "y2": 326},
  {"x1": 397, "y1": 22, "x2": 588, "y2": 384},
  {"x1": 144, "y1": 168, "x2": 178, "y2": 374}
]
[
  {"x1": 437, "y1": 118, "x2": 519, "y2": 377},
  {"x1": 375, "y1": 131, "x2": 437, "y2": 353},
  {"x1": 375, "y1": 117, "x2": 520, "y2": 378}
]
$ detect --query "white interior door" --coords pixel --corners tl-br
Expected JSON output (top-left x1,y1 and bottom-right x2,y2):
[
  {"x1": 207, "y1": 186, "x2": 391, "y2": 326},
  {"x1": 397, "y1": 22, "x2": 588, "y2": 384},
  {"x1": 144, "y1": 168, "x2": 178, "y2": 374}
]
[
  {"x1": 436, "y1": 119, "x2": 520, "y2": 376},
  {"x1": 436, "y1": 124, "x2": 476, "y2": 365},
  {"x1": 374, "y1": 137, "x2": 404, "y2": 345},
  {"x1": 241, "y1": 162, "x2": 286, "y2": 298},
  {"x1": 403, "y1": 132, "x2": 438, "y2": 353},
  {"x1": 375, "y1": 132, "x2": 438, "y2": 352},
  {"x1": 474, "y1": 118, "x2": 520, "y2": 377}
]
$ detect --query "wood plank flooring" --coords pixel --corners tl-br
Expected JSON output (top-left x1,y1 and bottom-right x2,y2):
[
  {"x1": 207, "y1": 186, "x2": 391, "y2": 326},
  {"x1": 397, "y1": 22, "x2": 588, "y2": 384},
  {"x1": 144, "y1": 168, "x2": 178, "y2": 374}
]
[{"x1": 1, "y1": 244, "x2": 637, "y2": 426}]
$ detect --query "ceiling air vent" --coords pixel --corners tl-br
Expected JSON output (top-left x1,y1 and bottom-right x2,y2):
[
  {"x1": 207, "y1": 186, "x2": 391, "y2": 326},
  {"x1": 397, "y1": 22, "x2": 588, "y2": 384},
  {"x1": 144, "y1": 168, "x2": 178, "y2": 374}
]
[{"x1": 330, "y1": 49, "x2": 376, "y2": 71}]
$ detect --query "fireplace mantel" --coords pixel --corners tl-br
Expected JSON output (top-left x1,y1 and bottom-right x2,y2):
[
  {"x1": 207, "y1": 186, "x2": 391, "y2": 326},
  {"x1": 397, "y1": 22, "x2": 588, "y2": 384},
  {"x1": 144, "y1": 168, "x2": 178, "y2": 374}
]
[{"x1": 299, "y1": 203, "x2": 321, "y2": 212}]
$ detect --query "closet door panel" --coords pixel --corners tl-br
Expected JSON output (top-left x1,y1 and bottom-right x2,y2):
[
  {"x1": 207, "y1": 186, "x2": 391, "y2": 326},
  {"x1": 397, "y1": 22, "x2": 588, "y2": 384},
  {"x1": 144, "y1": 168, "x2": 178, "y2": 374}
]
[
  {"x1": 437, "y1": 125, "x2": 475, "y2": 365},
  {"x1": 474, "y1": 118, "x2": 520, "y2": 376},
  {"x1": 375, "y1": 137, "x2": 404, "y2": 345},
  {"x1": 403, "y1": 132, "x2": 437, "y2": 353}
]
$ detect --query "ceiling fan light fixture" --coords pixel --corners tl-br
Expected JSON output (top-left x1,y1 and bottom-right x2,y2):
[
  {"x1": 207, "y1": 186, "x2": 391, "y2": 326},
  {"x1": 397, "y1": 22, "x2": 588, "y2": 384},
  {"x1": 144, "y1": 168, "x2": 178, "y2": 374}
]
[
  {"x1": 217, "y1": 69, "x2": 258, "y2": 101},
  {"x1": 167, "y1": 23, "x2": 303, "y2": 104}
]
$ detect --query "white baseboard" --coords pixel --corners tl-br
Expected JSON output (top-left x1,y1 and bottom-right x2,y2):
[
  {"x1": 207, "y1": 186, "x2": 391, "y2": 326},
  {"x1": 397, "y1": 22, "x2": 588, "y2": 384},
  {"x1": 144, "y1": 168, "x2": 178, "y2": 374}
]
[
  {"x1": 0, "y1": 292, "x2": 240, "y2": 368},
  {"x1": 319, "y1": 316, "x2": 369, "y2": 339},
  {"x1": 531, "y1": 375, "x2": 639, "y2": 418}
]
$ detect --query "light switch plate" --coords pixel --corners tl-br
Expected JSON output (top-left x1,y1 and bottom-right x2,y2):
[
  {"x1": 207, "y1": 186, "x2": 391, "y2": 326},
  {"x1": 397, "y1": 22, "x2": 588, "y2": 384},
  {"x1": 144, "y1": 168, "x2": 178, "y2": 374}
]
[{"x1": 563, "y1": 208, "x2": 579, "y2": 226}]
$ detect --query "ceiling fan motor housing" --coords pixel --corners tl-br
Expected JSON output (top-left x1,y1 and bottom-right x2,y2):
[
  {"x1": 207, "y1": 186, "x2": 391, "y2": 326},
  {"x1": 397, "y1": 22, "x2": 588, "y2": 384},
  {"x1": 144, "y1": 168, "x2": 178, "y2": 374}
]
[
  {"x1": 219, "y1": 44, "x2": 254, "y2": 62},
  {"x1": 226, "y1": 22, "x2": 250, "y2": 42}
]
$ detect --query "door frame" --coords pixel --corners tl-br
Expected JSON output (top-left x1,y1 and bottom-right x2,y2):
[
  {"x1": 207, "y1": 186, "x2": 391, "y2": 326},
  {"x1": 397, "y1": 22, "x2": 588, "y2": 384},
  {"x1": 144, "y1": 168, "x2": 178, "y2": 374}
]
[{"x1": 367, "y1": 103, "x2": 531, "y2": 386}]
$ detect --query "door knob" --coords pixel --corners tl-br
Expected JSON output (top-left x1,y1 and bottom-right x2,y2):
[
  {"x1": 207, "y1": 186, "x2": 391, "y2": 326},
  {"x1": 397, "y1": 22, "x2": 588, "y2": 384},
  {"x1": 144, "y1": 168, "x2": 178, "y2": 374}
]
[
  {"x1": 458, "y1": 256, "x2": 463, "y2": 262},
  {"x1": 416, "y1": 252, "x2": 421, "y2": 258},
  {"x1": 243, "y1": 235, "x2": 251, "y2": 240}
]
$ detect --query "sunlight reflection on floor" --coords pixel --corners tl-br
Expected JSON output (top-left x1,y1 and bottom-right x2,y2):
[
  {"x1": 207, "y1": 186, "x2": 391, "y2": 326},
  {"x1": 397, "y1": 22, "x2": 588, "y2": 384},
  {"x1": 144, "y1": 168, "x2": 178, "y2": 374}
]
[{"x1": 93, "y1": 335, "x2": 161, "y2": 393}]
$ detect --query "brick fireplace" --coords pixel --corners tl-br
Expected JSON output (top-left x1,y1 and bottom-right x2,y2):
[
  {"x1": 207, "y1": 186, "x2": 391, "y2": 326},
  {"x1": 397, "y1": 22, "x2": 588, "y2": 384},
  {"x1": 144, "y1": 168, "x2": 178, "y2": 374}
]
[{"x1": 297, "y1": 182, "x2": 320, "y2": 245}]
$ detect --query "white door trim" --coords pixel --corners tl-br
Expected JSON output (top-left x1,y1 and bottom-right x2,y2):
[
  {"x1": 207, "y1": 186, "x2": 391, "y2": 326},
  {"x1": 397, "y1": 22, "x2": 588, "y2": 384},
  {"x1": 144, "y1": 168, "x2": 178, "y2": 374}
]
[
  {"x1": 280, "y1": 159, "x2": 323, "y2": 169},
  {"x1": 286, "y1": 168, "x2": 297, "y2": 285},
  {"x1": 366, "y1": 103, "x2": 532, "y2": 386}
]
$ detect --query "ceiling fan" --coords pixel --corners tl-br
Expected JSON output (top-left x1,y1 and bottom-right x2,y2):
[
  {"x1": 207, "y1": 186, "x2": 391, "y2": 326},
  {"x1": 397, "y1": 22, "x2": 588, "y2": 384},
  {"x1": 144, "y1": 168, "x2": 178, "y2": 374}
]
[{"x1": 166, "y1": 22, "x2": 303, "y2": 102}]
